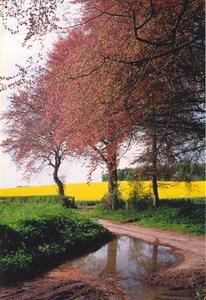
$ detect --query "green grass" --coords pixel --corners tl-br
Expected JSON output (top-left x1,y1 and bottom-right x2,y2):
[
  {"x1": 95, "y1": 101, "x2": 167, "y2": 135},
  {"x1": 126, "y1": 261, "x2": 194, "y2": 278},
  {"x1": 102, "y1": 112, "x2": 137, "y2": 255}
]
[
  {"x1": 0, "y1": 197, "x2": 112, "y2": 280},
  {"x1": 0, "y1": 196, "x2": 75, "y2": 227},
  {"x1": 83, "y1": 198, "x2": 205, "y2": 235}
]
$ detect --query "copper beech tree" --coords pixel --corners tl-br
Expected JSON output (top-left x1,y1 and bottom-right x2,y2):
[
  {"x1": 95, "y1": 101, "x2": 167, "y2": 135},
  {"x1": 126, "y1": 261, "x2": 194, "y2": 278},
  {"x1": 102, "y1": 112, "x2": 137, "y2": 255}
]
[
  {"x1": 67, "y1": 0, "x2": 204, "y2": 207},
  {"x1": 3, "y1": 0, "x2": 202, "y2": 208},
  {"x1": 2, "y1": 1, "x2": 203, "y2": 88},
  {"x1": 1, "y1": 1, "x2": 204, "y2": 209},
  {"x1": 71, "y1": 0, "x2": 204, "y2": 82},
  {"x1": 1, "y1": 83, "x2": 71, "y2": 197},
  {"x1": 71, "y1": 0, "x2": 204, "y2": 207},
  {"x1": 1, "y1": 0, "x2": 66, "y2": 41},
  {"x1": 44, "y1": 29, "x2": 132, "y2": 209}
]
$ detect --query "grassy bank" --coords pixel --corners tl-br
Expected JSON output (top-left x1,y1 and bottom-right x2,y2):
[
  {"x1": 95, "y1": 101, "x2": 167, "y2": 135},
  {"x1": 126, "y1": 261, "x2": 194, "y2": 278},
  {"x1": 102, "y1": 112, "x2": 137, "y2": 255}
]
[
  {"x1": 83, "y1": 198, "x2": 205, "y2": 235},
  {"x1": 0, "y1": 197, "x2": 112, "y2": 281}
]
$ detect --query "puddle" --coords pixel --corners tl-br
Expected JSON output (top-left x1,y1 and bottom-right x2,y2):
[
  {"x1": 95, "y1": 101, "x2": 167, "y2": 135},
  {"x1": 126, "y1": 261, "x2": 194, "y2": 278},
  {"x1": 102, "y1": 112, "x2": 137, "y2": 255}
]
[
  {"x1": 66, "y1": 236, "x2": 176, "y2": 276},
  {"x1": 60, "y1": 236, "x2": 193, "y2": 300}
]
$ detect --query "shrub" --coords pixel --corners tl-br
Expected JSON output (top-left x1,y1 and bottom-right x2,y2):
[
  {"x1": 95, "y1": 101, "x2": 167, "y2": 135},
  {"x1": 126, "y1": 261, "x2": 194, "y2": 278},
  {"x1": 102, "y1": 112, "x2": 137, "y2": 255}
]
[
  {"x1": 0, "y1": 224, "x2": 22, "y2": 253},
  {"x1": 0, "y1": 248, "x2": 33, "y2": 273},
  {"x1": 101, "y1": 193, "x2": 125, "y2": 209},
  {"x1": 160, "y1": 198, "x2": 194, "y2": 208},
  {"x1": 127, "y1": 191, "x2": 152, "y2": 210},
  {"x1": 0, "y1": 199, "x2": 112, "y2": 279},
  {"x1": 37, "y1": 243, "x2": 66, "y2": 257},
  {"x1": 77, "y1": 200, "x2": 100, "y2": 207}
]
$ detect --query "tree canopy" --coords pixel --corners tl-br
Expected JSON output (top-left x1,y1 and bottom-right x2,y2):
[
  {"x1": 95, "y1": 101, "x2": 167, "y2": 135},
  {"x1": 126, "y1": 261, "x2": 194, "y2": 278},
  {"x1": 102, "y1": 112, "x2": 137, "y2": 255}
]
[{"x1": 1, "y1": 0, "x2": 205, "y2": 208}]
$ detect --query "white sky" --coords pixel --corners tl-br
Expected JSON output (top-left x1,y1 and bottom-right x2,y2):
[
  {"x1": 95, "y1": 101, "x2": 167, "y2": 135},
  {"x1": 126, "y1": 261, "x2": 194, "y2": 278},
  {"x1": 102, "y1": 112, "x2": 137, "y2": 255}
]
[{"x1": 0, "y1": 5, "x2": 137, "y2": 188}]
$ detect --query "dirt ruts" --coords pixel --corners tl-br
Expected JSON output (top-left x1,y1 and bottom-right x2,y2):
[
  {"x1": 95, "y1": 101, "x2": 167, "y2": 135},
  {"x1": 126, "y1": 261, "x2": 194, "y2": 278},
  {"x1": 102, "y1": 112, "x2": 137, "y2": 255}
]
[{"x1": 0, "y1": 268, "x2": 129, "y2": 300}]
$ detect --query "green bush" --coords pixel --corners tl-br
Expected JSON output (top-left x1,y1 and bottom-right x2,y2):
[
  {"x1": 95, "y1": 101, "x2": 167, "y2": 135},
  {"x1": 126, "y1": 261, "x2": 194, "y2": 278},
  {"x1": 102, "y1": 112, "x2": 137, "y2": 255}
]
[
  {"x1": 37, "y1": 243, "x2": 66, "y2": 257},
  {"x1": 127, "y1": 191, "x2": 152, "y2": 210},
  {"x1": 0, "y1": 198, "x2": 112, "y2": 279},
  {"x1": 0, "y1": 248, "x2": 33, "y2": 273},
  {"x1": 101, "y1": 193, "x2": 125, "y2": 209},
  {"x1": 77, "y1": 200, "x2": 100, "y2": 207},
  {"x1": 0, "y1": 224, "x2": 22, "y2": 253},
  {"x1": 160, "y1": 198, "x2": 194, "y2": 208}
]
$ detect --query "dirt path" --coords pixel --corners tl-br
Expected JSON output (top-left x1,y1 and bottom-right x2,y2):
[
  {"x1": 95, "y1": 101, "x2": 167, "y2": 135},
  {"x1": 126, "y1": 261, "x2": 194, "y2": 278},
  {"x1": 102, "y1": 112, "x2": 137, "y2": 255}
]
[
  {"x1": 97, "y1": 219, "x2": 205, "y2": 288},
  {"x1": 0, "y1": 268, "x2": 129, "y2": 300}
]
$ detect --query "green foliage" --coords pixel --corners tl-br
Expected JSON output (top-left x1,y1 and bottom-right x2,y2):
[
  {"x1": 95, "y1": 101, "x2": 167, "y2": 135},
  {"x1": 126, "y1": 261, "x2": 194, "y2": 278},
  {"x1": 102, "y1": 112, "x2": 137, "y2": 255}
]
[
  {"x1": 84, "y1": 198, "x2": 205, "y2": 235},
  {"x1": 172, "y1": 162, "x2": 205, "y2": 181},
  {"x1": 77, "y1": 200, "x2": 100, "y2": 207},
  {"x1": 101, "y1": 163, "x2": 205, "y2": 181},
  {"x1": 37, "y1": 243, "x2": 66, "y2": 257},
  {"x1": 0, "y1": 224, "x2": 22, "y2": 252},
  {"x1": 61, "y1": 196, "x2": 77, "y2": 208},
  {"x1": 127, "y1": 189, "x2": 152, "y2": 210},
  {"x1": 195, "y1": 288, "x2": 206, "y2": 300},
  {"x1": 101, "y1": 193, "x2": 112, "y2": 209},
  {"x1": 0, "y1": 197, "x2": 112, "y2": 279},
  {"x1": 102, "y1": 168, "x2": 136, "y2": 181},
  {"x1": 0, "y1": 249, "x2": 33, "y2": 273},
  {"x1": 125, "y1": 180, "x2": 152, "y2": 210},
  {"x1": 101, "y1": 192, "x2": 125, "y2": 209}
]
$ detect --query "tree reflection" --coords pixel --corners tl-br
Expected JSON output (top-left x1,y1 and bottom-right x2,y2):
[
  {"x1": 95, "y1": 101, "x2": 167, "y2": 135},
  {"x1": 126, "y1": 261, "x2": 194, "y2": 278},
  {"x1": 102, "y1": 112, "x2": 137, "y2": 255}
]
[
  {"x1": 151, "y1": 243, "x2": 158, "y2": 272},
  {"x1": 128, "y1": 238, "x2": 159, "y2": 272},
  {"x1": 105, "y1": 239, "x2": 118, "y2": 273}
]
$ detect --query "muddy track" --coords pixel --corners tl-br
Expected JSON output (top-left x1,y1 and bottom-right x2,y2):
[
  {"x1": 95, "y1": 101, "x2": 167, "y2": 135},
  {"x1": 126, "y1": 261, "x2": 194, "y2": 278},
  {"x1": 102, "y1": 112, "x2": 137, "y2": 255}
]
[
  {"x1": 97, "y1": 219, "x2": 205, "y2": 288},
  {"x1": 0, "y1": 268, "x2": 129, "y2": 300}
]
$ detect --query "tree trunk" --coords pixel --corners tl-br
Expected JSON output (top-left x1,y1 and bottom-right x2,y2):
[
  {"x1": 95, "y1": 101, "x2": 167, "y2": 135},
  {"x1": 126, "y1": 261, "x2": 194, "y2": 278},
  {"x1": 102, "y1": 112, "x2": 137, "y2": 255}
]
[
  {"x1": 53, "y1": 167, "x2": 64, "y2": 196},
  {"x1": 108, "y1": 162, "x2": 118, "y2": 210},
  {"x1": 151, "y1": 111, "x2": 160, "y2": 208},
  {"x1": 152, "y1": 174, "x2": 159, "y2": 207}
]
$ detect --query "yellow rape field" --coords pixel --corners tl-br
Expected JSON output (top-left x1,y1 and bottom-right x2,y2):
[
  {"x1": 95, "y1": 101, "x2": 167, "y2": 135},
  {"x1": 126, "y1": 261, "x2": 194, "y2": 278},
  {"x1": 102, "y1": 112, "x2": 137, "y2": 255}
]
[{"x1": 0, "y1": 181, "x2": 205, "y2": 200}]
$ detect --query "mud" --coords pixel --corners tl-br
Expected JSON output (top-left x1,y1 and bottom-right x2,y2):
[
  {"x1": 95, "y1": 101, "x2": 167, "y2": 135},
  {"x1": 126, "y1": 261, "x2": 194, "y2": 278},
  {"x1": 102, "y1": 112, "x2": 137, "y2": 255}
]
[{"x1": 0, "y1": 268, "x2": 129, "y2": 300}]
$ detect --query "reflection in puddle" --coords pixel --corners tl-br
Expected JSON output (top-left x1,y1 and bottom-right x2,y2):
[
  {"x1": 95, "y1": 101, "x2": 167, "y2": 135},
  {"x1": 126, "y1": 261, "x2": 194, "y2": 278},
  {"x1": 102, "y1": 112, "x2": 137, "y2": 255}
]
[
  {"x1": 67, "y1": 236, "x2": 176, "y2": 276},
  {"x1": 64, "y1": 236, "x2": 181, "y2": 300}
]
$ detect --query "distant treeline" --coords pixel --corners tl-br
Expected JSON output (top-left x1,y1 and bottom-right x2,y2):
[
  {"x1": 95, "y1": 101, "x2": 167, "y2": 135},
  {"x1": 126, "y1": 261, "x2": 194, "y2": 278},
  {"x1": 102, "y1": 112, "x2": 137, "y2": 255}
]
[{"x1": 102, "y1": 163, "x2": 205, "y2": 182}]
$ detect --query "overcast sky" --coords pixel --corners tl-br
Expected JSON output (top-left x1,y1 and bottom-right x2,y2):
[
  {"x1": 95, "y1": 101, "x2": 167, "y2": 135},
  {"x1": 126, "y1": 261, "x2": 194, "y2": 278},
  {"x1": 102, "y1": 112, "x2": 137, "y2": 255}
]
[{"x1": 0, "y1": 7, "x2": 137, "y2": 188}]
